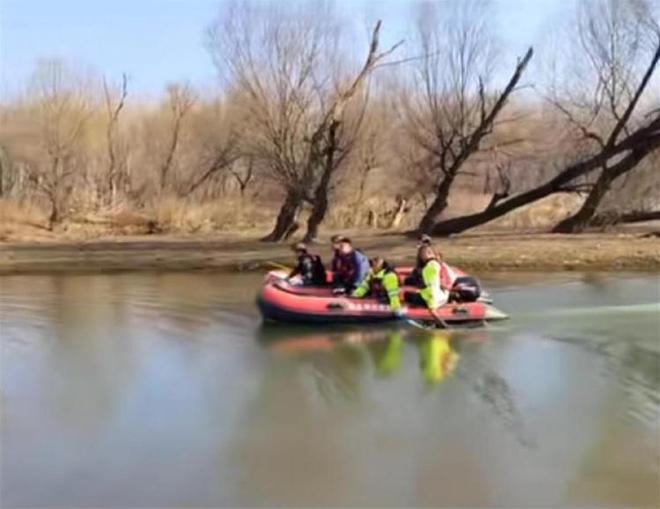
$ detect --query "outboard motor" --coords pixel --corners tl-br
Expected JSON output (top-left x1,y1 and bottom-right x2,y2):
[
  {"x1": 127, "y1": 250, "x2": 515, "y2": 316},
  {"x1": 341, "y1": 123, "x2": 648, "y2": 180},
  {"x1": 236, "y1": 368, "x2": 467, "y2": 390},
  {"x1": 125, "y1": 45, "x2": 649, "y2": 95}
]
[{"x1": 450, "y1": 276, "x2": 482, "y2": 303}]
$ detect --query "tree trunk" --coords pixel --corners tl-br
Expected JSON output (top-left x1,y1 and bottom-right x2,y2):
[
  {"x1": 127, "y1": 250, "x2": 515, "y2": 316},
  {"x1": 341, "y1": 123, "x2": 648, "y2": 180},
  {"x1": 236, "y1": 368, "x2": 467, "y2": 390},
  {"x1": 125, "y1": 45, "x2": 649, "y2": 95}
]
[
  {"x1": 283, "y1": 221, "x2": 300, "y2": 240},
  {"x1": 418, "y1": 174, "x2": 455, "y2": 233},
  {"x1": 262, "y1": 189, "x2": 302, "y2": 242},
  {"x1": 303, "y1": 190, "x2": 328, "y2": 243},
  {"x1": 367, "y1": 209, "x2": 377, "y2": 227},
  {"x1": 429, "y1": 140, "x2": 658, "y2": 236},
  {"x1": 303, "y1": 122, "x2": 339, "y2": 243},
  {"x1": 388, "y1": 197, "x2": 408, "y2": 229},
  {"x1": 552, "y1": 168, "x2": 614, "y2": 233},
  {"x1": 47, "y1": 193, "x2": 59, "y2": 231},
  {"x1": 0, "y1": 145, "x2": 8, "y2": 197}
]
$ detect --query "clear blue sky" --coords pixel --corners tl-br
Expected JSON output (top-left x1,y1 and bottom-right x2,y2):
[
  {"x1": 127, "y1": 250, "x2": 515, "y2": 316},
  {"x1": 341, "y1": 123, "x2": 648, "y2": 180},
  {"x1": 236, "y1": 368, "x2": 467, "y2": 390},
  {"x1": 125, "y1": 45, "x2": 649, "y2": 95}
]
[{"x1": 1, "y1": 0, "x2": 562, "y2": 98}]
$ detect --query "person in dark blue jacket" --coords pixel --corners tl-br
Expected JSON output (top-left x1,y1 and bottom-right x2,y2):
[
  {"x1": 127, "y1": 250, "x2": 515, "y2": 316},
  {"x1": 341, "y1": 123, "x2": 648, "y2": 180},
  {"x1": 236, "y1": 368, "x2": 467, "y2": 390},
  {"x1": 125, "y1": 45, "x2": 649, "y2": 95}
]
[{"x1": 332, "y1": 237, "x2": 370, "y2": 294}]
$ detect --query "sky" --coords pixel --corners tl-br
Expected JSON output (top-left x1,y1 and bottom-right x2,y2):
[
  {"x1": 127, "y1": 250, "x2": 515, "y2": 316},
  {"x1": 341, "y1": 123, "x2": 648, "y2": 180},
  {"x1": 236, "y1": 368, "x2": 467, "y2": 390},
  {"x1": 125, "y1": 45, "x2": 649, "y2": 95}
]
[{"x1": 0, "y1": 0, "x2": 563, "y2": 99}]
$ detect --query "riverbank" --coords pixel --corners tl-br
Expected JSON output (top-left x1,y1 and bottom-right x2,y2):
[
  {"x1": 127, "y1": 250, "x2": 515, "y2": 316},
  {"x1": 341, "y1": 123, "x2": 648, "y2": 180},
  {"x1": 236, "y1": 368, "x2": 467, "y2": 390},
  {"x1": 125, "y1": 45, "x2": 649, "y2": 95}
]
[{"x1": 0, "y1": 231, "x2": 658, "y2": 274}]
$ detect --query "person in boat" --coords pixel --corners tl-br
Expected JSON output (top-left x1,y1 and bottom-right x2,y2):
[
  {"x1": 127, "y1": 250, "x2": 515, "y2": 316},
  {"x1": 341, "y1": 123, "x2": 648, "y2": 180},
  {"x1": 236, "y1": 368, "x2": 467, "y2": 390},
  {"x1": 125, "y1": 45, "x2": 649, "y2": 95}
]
[
  {"x1": 404, "y1": 234, "x2": 434, "y2": 286},
  {"x1": 288, "y1": 242, "x2": 327, "y2": 286},
  {"x1": 330, "y1": 234, "x2": 361, "y2": 290},
  {"x1": 405, "y1": 234, "x2": 459, "y2": 292},
  {"x1": 351, "y1": 257, "x2": 405, "y2": 317},
  {"x1": 405, "y1": 245, "x2": 449, "y2": 321},
  {"x1": 331, "y1": 236, "x2": 370, "y2": 294},
  {"x1": 330, "y1": 234, "x2": 347, "y2": 287}
]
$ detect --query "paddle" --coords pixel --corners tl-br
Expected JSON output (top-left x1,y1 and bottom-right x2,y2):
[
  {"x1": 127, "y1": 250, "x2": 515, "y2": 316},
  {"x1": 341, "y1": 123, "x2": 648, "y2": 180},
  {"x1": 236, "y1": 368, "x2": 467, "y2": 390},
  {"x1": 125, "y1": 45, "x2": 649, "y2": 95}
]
[
  {"x1": 403, "y1": 306, "x2": 448, "y2": 330},
  {"x1": 265, "y1": 261, "x2": 291, "y2": 272},
  {"x1": 428, "y1": 307, "x2": 449, "y2": 329},
  {"x1": 405, "y1": 318, "x2": 435, "y2": 330}
]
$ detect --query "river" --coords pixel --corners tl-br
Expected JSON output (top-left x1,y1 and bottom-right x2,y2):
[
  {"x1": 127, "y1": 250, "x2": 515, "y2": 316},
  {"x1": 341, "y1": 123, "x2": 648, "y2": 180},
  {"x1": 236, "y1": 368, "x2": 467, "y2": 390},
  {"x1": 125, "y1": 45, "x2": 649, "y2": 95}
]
[{"x1": 1, "y1": 271, "x2": 658, "y2": 507}]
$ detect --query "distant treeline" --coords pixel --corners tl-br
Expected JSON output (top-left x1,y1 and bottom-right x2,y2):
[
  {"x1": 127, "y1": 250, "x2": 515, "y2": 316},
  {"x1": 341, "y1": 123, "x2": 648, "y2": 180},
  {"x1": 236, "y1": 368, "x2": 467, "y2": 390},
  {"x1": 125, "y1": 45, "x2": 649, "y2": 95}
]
[{"x1": 1, "y1": 0, "x2": 658, "y2": 239}]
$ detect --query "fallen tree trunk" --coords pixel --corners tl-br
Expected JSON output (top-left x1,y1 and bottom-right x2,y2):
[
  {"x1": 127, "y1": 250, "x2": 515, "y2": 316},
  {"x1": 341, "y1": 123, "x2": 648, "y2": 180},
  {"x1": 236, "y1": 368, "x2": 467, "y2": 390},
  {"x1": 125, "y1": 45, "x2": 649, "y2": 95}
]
[
  {"x1": 430, "y1": 134, "x2": 660, "y2": 236},
  {"x1": 590, "y1": 209, "x2": 660, "y2": 226}
]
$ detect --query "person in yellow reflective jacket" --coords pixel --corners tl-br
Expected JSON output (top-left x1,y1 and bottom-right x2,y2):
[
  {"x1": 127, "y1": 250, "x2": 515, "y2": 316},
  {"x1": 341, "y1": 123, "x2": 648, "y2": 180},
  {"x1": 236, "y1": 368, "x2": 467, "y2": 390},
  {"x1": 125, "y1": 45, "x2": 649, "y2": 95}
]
[
  {"x1": 419, "y1": 245, "x2": 449, "y2": 309},
  {"x1": 404, "y1": 245, "x2": 450, "y2": 325},
  {"x1": 352, "y1": 257, "x2": 404, "y2": 317}
]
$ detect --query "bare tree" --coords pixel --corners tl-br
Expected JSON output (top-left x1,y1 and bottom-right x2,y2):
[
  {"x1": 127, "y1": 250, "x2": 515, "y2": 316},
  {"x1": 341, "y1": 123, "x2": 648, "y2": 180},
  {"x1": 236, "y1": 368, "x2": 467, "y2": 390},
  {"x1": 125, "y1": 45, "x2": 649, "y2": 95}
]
[
  {"x1": 0, "y1": 144, "x2": 10, "y2": 197},
  {"x1": 398, "y1": 0, "x2": 533, "y2": 233},
  {"x1": 551, "y1": 0, "x2": 660, "y2": 232},
  {"x1": 26, "y1": 60, "x2": 92, "y2": 228},
  {"x1": 302, "y1": 23, "x2": 401, "y2": 242},
  {"x1": 228, "y1": 157, "x2": 255, "y2": 196},
  {"x1": 185, "y1": 143, "x2": 238, "y2": 196},
  {"x1": 182, "y1": 99, "x2": 239, "y2": 196},
  {"x1": 207, "y1": 1, "x2": 334, "y2": 241},
  {"x1": 347, "y1": 120, "x2": 383, "y2": 223},
  {"x1": 208, "y1": 2, "x2": 400, "y2": 242},
  {"x1": 102, "y1": 73, "x2": 128, "y2": 206},
  {"x1": 426, "y1": 2, "x2": 660, "y2": 237},
  {"x1": 159, "y1": 83, "x2": 196, "y2": 192}
]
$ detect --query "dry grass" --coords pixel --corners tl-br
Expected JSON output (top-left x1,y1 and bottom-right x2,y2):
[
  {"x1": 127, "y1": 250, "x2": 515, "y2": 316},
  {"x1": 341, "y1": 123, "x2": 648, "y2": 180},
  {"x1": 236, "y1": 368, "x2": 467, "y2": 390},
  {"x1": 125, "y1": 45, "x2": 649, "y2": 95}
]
[
  {"x1": 0, "y1": 199, "x2": 47, "y2": 227},
  {"x1": 151, "y1": 197, "x2": 274, "y2": 234},
  {"x1": 325, "y1": 192, "x2": 583, "y2": 233},
  {"x1": 0, "y1": 192, "x2": 585, "y2": 243},
  {"x1": 484, "y1": 194, "x2": 583, "y2": 231},
  {"x1": 0, "y1": 199, "x2": 53, "y2": 242},
  {"x1": 324, "y1": 191, "x2": 486, "y2": 231},
  {"x1": 0, "y1": 196, "x2": 280, "y2": 242}
]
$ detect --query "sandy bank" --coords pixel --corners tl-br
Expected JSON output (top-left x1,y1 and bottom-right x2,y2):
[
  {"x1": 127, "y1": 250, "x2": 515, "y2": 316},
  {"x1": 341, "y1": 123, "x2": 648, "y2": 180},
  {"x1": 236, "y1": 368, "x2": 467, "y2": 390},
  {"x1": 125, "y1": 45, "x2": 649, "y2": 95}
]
[{"x1": 0, "y1": 232, "x2": 658, "y2": 275}]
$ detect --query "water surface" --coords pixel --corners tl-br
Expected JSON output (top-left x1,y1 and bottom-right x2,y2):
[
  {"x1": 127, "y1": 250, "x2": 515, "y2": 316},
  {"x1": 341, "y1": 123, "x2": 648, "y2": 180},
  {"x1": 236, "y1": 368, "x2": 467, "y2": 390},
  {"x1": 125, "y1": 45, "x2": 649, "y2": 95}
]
[{"x1": 1, "y1": 271, "x2": 659, "y2": 507}]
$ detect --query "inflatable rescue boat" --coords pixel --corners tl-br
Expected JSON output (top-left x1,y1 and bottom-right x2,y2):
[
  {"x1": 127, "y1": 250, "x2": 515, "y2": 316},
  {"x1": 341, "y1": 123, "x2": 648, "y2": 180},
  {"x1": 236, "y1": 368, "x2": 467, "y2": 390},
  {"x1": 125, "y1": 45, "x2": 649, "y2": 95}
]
[{"x1": 257, "y1": 266, "x2": 508, "y2": 326}]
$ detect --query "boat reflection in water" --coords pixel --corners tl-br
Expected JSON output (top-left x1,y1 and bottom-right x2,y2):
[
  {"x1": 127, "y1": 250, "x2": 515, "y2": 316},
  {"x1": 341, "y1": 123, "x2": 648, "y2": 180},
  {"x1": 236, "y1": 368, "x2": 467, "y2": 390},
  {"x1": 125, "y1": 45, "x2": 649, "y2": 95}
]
[
  {"x1": 258, "y1": 324, "x2": 489, "y2": 387},
  {"x1": 418, "y1": 330, "x2": 460, "y2": 384}
]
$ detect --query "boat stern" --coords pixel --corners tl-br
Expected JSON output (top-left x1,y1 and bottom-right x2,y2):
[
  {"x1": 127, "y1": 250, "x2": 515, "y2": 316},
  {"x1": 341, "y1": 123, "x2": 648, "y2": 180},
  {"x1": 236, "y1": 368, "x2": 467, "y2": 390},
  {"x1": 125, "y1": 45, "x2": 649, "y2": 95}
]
[{"x1": 483, "y1": 304, "x2": 509, "y2": 321}]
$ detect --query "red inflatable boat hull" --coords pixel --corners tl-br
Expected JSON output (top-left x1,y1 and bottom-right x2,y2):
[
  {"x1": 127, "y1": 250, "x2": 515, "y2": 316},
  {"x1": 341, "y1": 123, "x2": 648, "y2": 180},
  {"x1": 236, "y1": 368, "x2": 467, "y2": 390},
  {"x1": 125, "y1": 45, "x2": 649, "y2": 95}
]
[{"x1": 257, "y1": 269, "x2": 508, "y2": 325}]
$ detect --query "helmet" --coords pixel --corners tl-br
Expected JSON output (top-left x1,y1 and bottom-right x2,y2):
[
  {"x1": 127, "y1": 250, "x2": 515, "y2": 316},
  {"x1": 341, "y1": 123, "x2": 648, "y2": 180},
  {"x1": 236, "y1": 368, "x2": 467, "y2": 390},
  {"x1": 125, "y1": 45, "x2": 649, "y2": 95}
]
[
  {"x1": 419, "y1": 234, "x2": 432, "y2": 246},
  {"x1": 418, "y1": 245, "x2": 438, "y2": 262},
  {"x1": 371, "y1": 257, "x2": 385, "y2": 272}
]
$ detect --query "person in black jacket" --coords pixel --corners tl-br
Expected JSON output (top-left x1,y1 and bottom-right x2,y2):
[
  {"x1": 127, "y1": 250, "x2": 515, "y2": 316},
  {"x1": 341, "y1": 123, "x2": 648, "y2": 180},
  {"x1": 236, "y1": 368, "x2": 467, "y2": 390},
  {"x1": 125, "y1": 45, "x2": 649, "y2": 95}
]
[
  {"x1": 288, "y1": 243, "x2": 327, "y2": 286},
  {"x1": 330, "y1": 234, "x2": 351, "y2": 290}
]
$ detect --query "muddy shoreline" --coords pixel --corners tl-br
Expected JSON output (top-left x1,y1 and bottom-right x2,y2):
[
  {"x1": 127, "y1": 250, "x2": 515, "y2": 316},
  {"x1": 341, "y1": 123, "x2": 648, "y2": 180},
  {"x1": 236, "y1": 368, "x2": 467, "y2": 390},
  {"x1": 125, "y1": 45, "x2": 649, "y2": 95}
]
[{"x1": 1, "y1": 232, "x2": 658, "y2": 275}]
